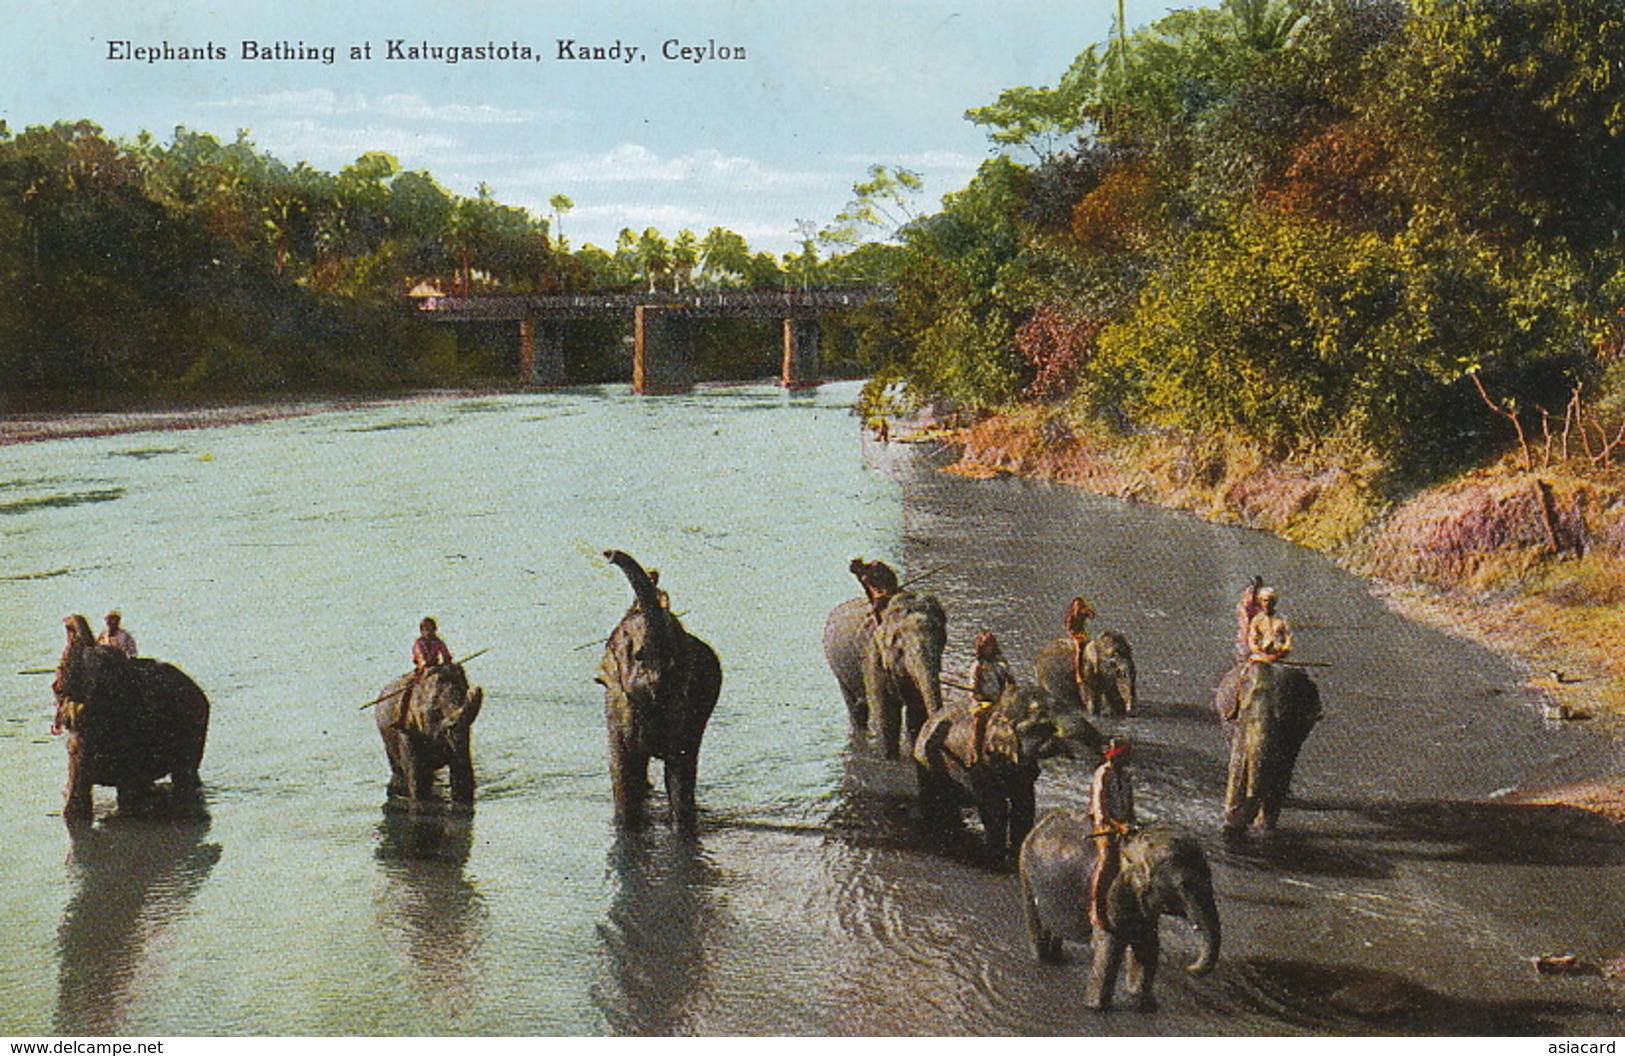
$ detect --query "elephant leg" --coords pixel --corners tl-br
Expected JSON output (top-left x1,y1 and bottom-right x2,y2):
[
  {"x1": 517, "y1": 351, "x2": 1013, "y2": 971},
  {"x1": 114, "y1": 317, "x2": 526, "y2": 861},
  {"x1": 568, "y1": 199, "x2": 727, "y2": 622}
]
[
  {"x1": 863, "y1": 657, "x2": 899, "y2": 758},
  {"x1": 1008, "y1": 780, "x2": 1037, "y2": 856},
  {"x1": 1087, "y1": 929, "x2": 1127, "y2": 1011},
  {"x1": 408, "y1": 753, "x2": 436, "y2": 801},
  {"x1": 903, "y1": 687, "x2": 929, "y2": 754},
  {"x1": 63, "y1": 738, "x2": 93, "y2": 820},
  {"x1": 171, "y1": 765, "x2": 202, "y2": 795},
  {"x1": 1223, "y1": 748, "x2": 1259, "y2": 835},
  {"x1": 977, "y1": 796, "x2": 1011, "y2": 863},
  {"x1": 1125, "y1": 934, "x2": 1161, "y2": 1012},
  {"x1": 609, "y1": 732, "x2": 650, "y2": 827},
  {"x1": 449, "y1": 742, "x2": 476, "y2": 804},
  {"x1": 664, "y1": 750, "x2": 700, "y2": 834},
  {"x1": 842, "y1": 682, "x2": 869, "y2": 734},
  {"x1": 1021, "y1": 869, "x2": 1065, "y2": 964},
  {"x1": 915, "y1": 763, "x2": 950, "y2": 822},
  {"x1": 876, "y1": 697, "x2": 903, "y2": 761},
  {"x1": 116, "y1": 783, "x2": 153, "y2": 813}
]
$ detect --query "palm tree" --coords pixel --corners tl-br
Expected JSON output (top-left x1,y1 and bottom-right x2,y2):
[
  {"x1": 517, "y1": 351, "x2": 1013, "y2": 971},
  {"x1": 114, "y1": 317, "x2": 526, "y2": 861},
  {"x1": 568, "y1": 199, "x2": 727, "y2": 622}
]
[{"x1": 549, "y1": 193, "x2": 573, "y2": 250}]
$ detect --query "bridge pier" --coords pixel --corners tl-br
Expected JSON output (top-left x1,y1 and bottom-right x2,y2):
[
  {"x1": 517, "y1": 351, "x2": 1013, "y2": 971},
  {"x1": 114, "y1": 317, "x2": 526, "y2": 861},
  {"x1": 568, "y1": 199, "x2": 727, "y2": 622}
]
[
  {"x1": 780, "y1": 318, "x2": 821, "y2": 389},
  {"x1": 517, "y1": 318, "x2": 566, "y2": 385},
  {"x1": 634, "y1": 306, "x2": 696, "y2": 394}
]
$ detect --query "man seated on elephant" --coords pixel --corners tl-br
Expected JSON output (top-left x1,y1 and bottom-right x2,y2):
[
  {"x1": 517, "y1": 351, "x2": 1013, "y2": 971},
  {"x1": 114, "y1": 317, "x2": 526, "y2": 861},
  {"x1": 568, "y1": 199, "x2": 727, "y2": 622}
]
[
  {"x1": 401, "y1": 617, "x2": 455, "y2": 732},
  {"x1": 1066, "y1": 596, "x2": 1096, "y2": 686},
  {"x1": 967, "y1": 631, "x2": 1016, "y2": 765},
  {"x1": 848, "y1": 558, "x2": 900, "y2": 622},
  {"x1": 1246, "y1": 588, "x2": 1291, "y2": 664},
  {"x1": 1228, "y1": 587, "x2": 1294, "y2": 722},
  {"x1": 413, "y1": 617, "x2": 454, "y2": 670},
  {"x1": 98, "y1": 611, "x2": 138, "y2": 658},
  {"x1": 1090, "y1": 738, "x2": 1136, "y2": 929}
]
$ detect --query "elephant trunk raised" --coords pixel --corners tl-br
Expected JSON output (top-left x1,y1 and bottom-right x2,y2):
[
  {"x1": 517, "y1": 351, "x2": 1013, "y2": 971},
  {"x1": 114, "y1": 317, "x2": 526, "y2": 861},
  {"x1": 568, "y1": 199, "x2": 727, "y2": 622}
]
[{"x1": 598, "y1": 550, "x2": 722, "y2": 833}]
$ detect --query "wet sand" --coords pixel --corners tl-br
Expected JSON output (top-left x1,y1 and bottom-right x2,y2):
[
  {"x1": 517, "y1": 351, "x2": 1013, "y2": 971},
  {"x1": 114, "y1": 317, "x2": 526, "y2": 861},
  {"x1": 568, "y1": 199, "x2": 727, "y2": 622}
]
[{"x1": 0, "y1": 391, "x2": 498, "y2": 446}]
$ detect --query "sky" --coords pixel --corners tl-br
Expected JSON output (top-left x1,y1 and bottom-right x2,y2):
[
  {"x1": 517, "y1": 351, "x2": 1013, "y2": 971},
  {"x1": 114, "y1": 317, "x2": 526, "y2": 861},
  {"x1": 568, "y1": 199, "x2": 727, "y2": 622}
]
[{"x1": 1, "y1": 0, "x2": 1180, "y2": 255}]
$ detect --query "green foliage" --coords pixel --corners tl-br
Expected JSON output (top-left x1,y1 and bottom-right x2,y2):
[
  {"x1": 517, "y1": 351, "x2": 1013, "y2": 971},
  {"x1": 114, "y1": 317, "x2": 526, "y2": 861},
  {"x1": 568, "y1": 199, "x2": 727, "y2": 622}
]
[{"x1": 873, "y1": 0, "x2": 1625, "y2": 479}]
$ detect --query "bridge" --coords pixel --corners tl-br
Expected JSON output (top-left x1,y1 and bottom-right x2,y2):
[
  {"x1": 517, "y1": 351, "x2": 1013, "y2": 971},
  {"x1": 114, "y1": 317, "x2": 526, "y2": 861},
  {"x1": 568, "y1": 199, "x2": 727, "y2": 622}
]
[{"x1": 414, "y1": 286, "x2": 894, "y2": 393}]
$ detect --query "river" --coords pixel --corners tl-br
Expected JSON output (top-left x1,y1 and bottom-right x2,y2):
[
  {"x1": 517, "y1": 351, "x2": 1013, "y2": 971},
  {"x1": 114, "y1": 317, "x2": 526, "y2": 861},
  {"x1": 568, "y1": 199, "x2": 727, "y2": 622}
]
[{"x1": 0, "y1": 381, "x2": 1620, "y2": 1036}]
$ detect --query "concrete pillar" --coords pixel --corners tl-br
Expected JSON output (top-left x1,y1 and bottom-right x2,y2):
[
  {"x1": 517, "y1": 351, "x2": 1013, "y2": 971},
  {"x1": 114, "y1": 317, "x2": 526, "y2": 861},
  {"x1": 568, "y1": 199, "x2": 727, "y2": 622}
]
[
  {"x1": 533, "y1": 319, "x2": 566, "y2": 385},
  {"x1": 780, "y1": 317, "x2": 822, "y2": 389},
  {"x1": 633, "y1": 305, "x2": 696, "y2": 394}
]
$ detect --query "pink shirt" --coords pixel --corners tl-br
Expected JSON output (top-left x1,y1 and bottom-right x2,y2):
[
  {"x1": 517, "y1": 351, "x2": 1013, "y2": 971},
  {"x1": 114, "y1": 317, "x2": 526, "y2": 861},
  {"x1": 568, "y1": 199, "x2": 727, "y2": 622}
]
[{"x1": 413, "y1": 635, "x2": 453, "y2": 668}]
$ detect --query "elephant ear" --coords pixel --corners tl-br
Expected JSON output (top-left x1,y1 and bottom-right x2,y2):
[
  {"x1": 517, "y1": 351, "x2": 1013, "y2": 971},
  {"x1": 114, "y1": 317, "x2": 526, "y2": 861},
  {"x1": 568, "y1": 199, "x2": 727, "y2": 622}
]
[
  {"x1": 399, "y1": 680, "x2": 431, "y2": 735},
  {"x1": 982, "y1": 715, "x2": 1021, "y2": 765},
  {"x1": 460, "y1": 686, "x2": 484, "y2": 726}
]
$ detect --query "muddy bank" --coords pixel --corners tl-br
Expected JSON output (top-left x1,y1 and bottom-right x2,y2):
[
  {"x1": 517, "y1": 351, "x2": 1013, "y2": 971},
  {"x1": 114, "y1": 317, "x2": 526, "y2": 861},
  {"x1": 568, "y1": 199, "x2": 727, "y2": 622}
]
[
  {"x1": 0, "y1": 390, "x2": 501, "y2": 446},
  {"x1": 935, "y1": 407, "x2": 1625, "y2": 825}
]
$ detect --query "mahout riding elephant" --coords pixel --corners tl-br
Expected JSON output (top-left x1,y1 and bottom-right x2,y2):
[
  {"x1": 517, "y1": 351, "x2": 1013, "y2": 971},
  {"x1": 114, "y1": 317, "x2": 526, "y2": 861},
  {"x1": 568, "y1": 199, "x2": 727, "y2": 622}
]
[
  {"x1": 1214, "y1": 660, "x2": 1322, "y2": 834},
  {"x1": 913, "y1": 683, "x2": 1070, "y2": 861},
  {"x1": 1019, "y1": 811, "x2": 1221, "y2": 1011},
  {"x1": 1034, "y1": 630, "x2": 1137, "y2": 717},
  {"x1": 597, "y1": 549, "x2": 723, "y2": 833},
  {"x1": 375, "y1": 662, "x2": 484, "y2": 803},
  {"x1": 863, "y1": 589, "x2": 947, "y2": 759},
  {"x1": 53, "y1": 614, "x2": 210, "y2": 820}
]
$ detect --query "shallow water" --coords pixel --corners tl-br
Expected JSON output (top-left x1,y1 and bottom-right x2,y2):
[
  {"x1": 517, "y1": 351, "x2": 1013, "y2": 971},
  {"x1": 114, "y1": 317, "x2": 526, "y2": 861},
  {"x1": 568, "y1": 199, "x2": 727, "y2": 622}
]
[{"x1": 1, "y1": 381, "x2": 1621, "y2": 1036}]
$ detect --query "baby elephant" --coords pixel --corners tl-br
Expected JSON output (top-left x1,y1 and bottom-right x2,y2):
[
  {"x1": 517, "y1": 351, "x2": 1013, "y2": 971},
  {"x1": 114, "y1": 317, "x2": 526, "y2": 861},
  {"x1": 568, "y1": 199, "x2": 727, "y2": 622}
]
[{"x1": 1019, "y1": 811, "x2": 1220, "y2": 1011}]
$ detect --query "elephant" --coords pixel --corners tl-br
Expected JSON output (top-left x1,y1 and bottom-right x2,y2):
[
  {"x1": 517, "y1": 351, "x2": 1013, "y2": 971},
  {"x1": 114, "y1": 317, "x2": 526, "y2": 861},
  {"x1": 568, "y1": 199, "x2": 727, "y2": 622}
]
[
  {"x1": 597, "y1": 549, "x2": 723, "y2": 833},
  {"x1": 1019, "y1": 811, "x2": 1221, "y2": 1011},
  {"x1": 52, "y1": 614, "x2": 210, "y2": 820},
  {"x1": 1214, "y1": 660, "x2": 1322, "y2": 834},
  {"x1": 913, "y1": 682, "x2": 1070, "y2": 861},
  {"x1": 1034, "y1": 630, "x2": 1138, "y2": 717},
  {"x1": 822, "y1": 594, "x2": 874, "y2": 731},
  {"x1": 864, "y1": 589, "x2": 948, "y2": 759},
  {"x1": 375, "y1": 662, "x2": 484, "y2": 803}
]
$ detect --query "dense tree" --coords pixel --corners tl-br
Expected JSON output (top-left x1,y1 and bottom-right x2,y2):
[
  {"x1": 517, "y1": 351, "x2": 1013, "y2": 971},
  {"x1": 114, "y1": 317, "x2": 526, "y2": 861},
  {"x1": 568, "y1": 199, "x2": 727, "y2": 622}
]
[{"x1": 871, "y1": 0, "x2": 1625, "y2": 478}]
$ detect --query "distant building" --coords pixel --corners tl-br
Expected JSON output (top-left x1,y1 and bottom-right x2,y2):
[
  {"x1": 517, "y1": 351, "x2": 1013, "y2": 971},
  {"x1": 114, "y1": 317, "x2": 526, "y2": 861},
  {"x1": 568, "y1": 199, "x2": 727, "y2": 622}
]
[{"x1": 407, "y1": 280, "x2": 446, "y2": 310}]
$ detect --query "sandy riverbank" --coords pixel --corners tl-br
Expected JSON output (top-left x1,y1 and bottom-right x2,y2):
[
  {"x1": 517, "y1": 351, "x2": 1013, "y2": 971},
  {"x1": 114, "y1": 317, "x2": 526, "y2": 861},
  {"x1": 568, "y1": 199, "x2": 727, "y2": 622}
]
[{"x1": 0, "y1": 391, "x2": 496, "y2": 446}]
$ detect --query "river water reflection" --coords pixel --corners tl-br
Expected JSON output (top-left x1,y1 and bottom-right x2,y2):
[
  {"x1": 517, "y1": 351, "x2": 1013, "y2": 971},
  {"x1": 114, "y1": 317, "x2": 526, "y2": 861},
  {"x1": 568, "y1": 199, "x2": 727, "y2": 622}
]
[{"x1": 1, "y1": 381, "x2": 1620, "y2": 1035}]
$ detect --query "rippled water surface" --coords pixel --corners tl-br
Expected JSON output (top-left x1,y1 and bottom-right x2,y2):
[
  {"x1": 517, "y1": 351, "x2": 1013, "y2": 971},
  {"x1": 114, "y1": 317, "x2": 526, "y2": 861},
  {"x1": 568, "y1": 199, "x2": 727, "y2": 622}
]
[{"x1": 1, "y1": 382, "x2": 1621, "y2": 1036}]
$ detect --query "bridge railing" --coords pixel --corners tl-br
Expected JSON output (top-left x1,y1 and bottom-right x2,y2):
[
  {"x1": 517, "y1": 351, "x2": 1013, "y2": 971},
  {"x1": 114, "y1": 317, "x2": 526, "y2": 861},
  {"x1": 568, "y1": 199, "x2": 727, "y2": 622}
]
[{"x1": 417, "y1": 285, "x2": 895, "y2": 321}]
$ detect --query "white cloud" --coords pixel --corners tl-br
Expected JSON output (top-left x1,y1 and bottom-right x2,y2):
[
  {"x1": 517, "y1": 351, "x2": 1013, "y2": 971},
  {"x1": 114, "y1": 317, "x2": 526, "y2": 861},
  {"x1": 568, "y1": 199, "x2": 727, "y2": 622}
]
[
  {"x1": 201, "y1": 89, "x2": 556, "y2": 125},
  {"x1": 516, "y1": 144, "x2": 831, "y2": 190},
  {"x1": 246, "y1": 118, "x2": 463, "y2": 165}
]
